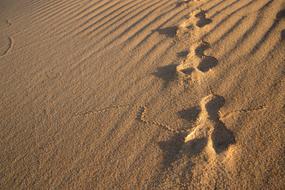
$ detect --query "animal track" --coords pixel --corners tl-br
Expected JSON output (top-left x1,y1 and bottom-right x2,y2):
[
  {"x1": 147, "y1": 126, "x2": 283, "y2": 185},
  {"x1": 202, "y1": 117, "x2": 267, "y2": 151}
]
[
  {"x1": 184, "y1": 94, "x2": 235, "y2": 154},
  {"x1": 156, "y1": 9, "x2": 212, "y2": 40},
  {"x1": 194, "y1": 41, "x2": 218, "y2": 72},
  {"x1": 75, "y1": 104, "x2": 131, "y2": 117},
  {"x1": 197, "y1": 56, "x2": 218, "y2": 72},
  {"x1": 220, "y1": 105, "x2": 267, "y2": 119},
  {"x1": 150, "y1": 0, "x2": 263, "y2": 162},
  {"x1": 155, "y1": 6, "x2": 215, "y2": 86},
  {"x1": 175, "y1": 41, "x2": 219, "y2": 81},
  {"x1": 154, "y1": 41, "x2": 218, "y2": 85},
  {"x1": 136, "y1": 95, "x2": 267, "y2": 156},
  {"x1": 136, "y1": 106, "x2": 182, "y2": 133},
  {"x1": 177, "y1": 9, "x2": 212, "y2": 36},
  {"x1": 204, "y1": 95, "x2": 236, "y2": 153},
  {"x1": 195, "y1": 41, "x2": 210, "y2": 58},
  {"x1": 176, "y1": 64, "x2": 194, "y2": 80},
  {"x1": 195, "y1": 10, "x2": 212, "y2": 28}
]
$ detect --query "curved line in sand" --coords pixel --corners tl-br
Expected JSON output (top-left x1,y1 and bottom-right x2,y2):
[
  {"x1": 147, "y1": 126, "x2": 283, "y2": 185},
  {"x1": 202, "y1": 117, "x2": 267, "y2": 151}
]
[{"x1": 0, "y1": 36, "x2": 13, "y2": 57}]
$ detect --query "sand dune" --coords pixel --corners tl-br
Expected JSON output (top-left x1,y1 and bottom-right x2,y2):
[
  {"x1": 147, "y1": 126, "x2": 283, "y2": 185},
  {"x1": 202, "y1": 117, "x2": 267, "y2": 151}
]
[{"x1": 0, "y1": 0, "x2": 284, "y2": 189}]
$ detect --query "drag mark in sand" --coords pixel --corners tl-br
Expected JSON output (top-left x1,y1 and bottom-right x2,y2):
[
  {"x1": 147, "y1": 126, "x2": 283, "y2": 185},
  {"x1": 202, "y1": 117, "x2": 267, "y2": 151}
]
[
  {"x1": 136, "y1": 106, "x2": 184, "y2": 134},
  {"x1": 75, "y1": 104, "x2": 131, "y2": 117}
]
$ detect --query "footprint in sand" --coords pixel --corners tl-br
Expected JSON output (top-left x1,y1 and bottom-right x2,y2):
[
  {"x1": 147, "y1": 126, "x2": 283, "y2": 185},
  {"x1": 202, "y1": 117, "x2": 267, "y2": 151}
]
[
  {"x1": 153, "y1": 41, "x2": 218, "y2": 85},
  {"x1": 183, "y1": 94, "x2": 236, "y2": 154},
  {"x1": 157, "y1": 9, "x2": 212, "y2": 40},
  {"x1": 194, "y1": 41, "x2": 219, "y2": 72},
  {"x1": 151, "y1": 95, "x2": 235, "y2": 167},
  {"x1": 139, "y1": 94, "x2": 267, "y2": 163},
  {"x1": 0, "y1": 35, "x2": 12, "y2": 57},
  {"x1": 195, "y1": 10, "x2": 212, "y2": 28},
  {"x1": 177, "y1": 9, "x2": 212, "y2": 36},
  {"x1": 176, "y1": 41, "x2": 218, "y2": 81},
  {"x1": 179, "y1": 95, "x2": 235, "y2": 154},
  {"x1": 136, "y1": 94, "x2": 236, "y2": 154},
  {"x1": 197, "y1": 56, "x2": 218, "y2": 72}
]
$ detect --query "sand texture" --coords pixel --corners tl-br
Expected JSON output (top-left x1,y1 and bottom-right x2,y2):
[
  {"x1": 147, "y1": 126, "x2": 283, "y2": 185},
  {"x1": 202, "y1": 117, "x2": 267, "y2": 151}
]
[{"x1": 0, "y1": 0, "x2": 285, "y2": 189}]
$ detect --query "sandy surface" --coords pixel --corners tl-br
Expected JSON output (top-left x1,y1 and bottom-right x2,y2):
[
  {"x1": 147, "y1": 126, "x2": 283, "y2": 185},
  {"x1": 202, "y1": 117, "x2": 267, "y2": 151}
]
[{"x1": 0, "y1": 0, "x2": 284, "y2": 189}]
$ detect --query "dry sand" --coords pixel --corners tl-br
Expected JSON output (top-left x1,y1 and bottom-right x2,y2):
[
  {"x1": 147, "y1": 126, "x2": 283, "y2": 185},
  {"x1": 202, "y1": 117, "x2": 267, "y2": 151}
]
[{"x1": 0, "y1": 0, "x2": 285, "y2": 189}]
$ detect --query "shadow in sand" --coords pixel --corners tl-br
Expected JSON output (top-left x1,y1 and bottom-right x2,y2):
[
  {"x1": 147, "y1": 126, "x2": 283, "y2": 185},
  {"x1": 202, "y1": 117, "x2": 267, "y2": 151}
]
[
  {"x1": 183, "y1": 137, "x2": 208, "y2": 155},
  {"x1": 197, "y1": 56, "x2": 218, "y2": 72},
  {"x1": 180, "y1": 67, "x2": 194, "y2": 75},
  {"x1": 195, "y1": 42, "x2": 210, "y2": 58},
  {"x1": 195, "y1": 10, "x2": 212, "y2": 28},
  {"x1": 177, "y1": 106, "x2": 201, "y2": 123},
  {"x1": 212, "y1": 124, "x2": 236, "y2": 154},
  {"x1": 177, "y1": 50, "x2": 189, "y2": 58},
  {"x1": 149, "y1": 132, "x2": 207, "y2": 189},
  {"x1": 158, "y1": 133, "x2": 186, "y2": 167},
  {"x1": 158, "y1": 133, "x2": 207, "y2": 168},
  {"x1": 276, "y1": 9, "x2": 285, "y2": 20},
  {"x1": 153, "y1": 64, "x2": 177, "y2": 88},
  {"x1": 156, "y1": 26, "x2": 178, "y2": 38},
  {"x1": 176, "y1": 0, "x2": 191, "y2": 7}
]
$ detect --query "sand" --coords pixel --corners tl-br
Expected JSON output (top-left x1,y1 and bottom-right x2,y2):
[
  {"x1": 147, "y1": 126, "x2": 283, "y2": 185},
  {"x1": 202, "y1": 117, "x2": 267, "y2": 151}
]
[{"x1": 0, "y1": 0, "x2": 284, "y2": 189}]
